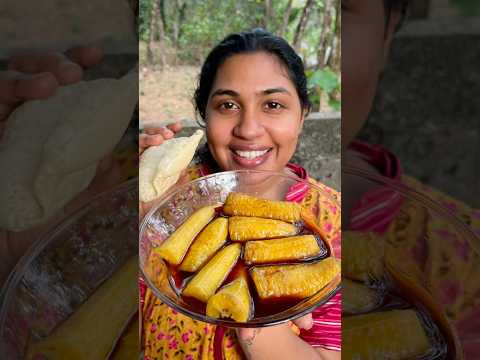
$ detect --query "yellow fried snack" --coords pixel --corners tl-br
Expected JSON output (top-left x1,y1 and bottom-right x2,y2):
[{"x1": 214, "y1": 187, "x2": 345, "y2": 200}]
[
  {"x1": 154, "y1": 205, "x2": 215, "y2": 265},
  {"x1": 343, "y1": 309, "x2": 431, "y2": 359},
  {"x1": 250, "y1": 257, "x2": 340, "y2": 299},
  {"x1": 244, "y1": 235, "x2": 321, "y2": 264},
  {"x1": 26, "y1": 257, "x2": 138, "y2": 360},
  {"x1": 223, "y1": 192, "x2": 301, "y2": 223},
  {"x1": 183, "y1": 243, "x2": 241, "y2": 302},
  {"x1": 179, "y1": 217, "x2": 228, "y2": 272},
  {"x1": 206, "y1": 277, "x2": 252, "y2": 322},
  {"x1": 342, "y1": 231, "x2": 385, "y2": 282},
  {"x1": 228, "y1": 216, "x2": 298, "y2": 241},
  {"x1": 342, "y1": 278, "x2": 381, "y2": 315}
]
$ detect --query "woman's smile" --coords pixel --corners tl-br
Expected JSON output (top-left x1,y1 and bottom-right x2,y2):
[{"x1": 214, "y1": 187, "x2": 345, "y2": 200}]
[{"x1": 230, "y1": 144, "x2": 273, "y2": 167}]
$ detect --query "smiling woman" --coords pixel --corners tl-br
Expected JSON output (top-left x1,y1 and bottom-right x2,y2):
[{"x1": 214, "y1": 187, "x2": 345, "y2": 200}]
[{"x1": 140, "y1": 29, "x2": 341, "y2": 360}]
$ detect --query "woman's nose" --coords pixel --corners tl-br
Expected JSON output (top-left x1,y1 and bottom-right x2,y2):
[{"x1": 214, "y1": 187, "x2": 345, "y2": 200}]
[{"x1": 233, "y1": 107, "x2": 265, "y2": 139}]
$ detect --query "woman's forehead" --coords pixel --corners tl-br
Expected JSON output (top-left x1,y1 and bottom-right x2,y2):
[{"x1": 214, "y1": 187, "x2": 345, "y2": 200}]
[{"x1": 212, "y1": 52, "x2": 295, "y2": 92}]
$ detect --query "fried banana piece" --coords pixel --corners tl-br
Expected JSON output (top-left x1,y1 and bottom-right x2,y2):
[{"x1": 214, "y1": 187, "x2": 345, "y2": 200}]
[
  {"x1": 250, "y1": 257, "x2": 340, "y2": 299},
  {"x1": 229, "y1": 216, "x2": 298, "y2": 241},
  {"x1": 179, "y1": 217, "x2": 228, "y2": 272},
  {"x1": 342, "y1": 278, "x2": 381, "y2": 315},
  {"x1": 183, "y1": 243, "x2": 241, "y2": 302},
  {"x1": 206, "y1": 277, "x2": 252, "y2": 322},
  {"x1": 154, "y1": 205, "x2": 215, "y2": 265},
  {"x1": 223, "y1": 192, "x2": 301, "y2": 223},
  {"x1": 342, "y1": 231, "x2": 385, "y2": 283},
  {"x1": 343, "y1": 309, "x2": 431, "y2": 359},
  {"x1": 244, "y1": 235, "x2": 321, "y2": 264}
]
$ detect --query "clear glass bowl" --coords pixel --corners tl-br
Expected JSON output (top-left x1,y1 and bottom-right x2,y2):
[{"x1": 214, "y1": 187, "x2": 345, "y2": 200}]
[
  {"x1": 342, "y1": 165, "x2": 480, "y2": 360},
  {"x1": 0, "y1": 179, "x2": 138, "y2": 360},
  {"x1": 139, "y1": 170, "x2": 341, "y2": 328}
]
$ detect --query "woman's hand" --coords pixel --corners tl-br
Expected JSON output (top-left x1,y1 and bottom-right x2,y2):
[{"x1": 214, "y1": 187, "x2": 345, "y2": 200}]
[
  {"x1": 235, "y1": 313, "x2": 340, "y2": 360},
  {"x1": 0, "y1": 46, "x2": 103, "y2": 138},
  {"x1": 139, "y1": 122, "x2": 183, "y2": 155},
  {"x1": 138, "y1": 122, "x2": 184, "y2": 219}
]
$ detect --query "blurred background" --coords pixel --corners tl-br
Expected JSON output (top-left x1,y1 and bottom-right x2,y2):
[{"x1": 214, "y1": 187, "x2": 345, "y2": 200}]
[
  {"x1": 358, "y1": 0, "x2": 480, "y2": 207},
  {"x1": 138, "y1": 0, "x2": 341, "y2": 190}
]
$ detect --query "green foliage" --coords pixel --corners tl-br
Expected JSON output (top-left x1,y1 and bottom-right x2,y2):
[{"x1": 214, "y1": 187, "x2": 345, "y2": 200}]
[
  {"x1": 307, "y1": 68, "x2": 341, "y2": 111},
  {"x1": 140, "y1": 0, "x2": 341, "y2": 111}
]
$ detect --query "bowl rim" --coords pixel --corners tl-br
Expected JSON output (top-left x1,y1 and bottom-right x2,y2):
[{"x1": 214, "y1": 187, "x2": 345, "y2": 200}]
[
  {"x1": 0, "y1": 178, "x2": 139, "y2": 348},
  {"x1": 139, "y1": 169, "x2": 341, "y2": 328}
]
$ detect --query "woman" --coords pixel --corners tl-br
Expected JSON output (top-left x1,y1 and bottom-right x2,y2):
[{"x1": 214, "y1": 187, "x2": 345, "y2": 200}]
[
  {"x1": 342, "y1": 0, "x2": 480, "y2": 357},
  {"x1": 140, "y1": 29, "x2": 341, "y2": 360}
]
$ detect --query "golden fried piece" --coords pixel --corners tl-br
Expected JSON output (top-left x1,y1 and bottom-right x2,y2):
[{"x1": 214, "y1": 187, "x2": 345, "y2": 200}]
[
  {"x1": 343, "y1": 309, "x2": 431, "y2": 359},
  {"x1": 154, "y1": 205, "x2": 215, "y2": 265},
  {"x1": 206, "y1": 277, "x2": 252, "y2": 322},
  {"x1": 223, "y1": 192, "x2": 301, "y2": 223},
  {"x1": 183, "y1": 243, "x2": 241, "y2": 302},
  {"x1": 250, "y1": 257, "x2": 340, "y2": 300},
  {"x1": 244, "y1": 235, "x2": 321, "y2": 265},
  {"x1": 342, "y1": 231, "x2": 385, "y2": 283},
  {"x1": 342, "y1": 278, "x2": 381, "y2": 315},
  {"x1": 228, "y1": 216, "x2": 298, "y2": 241},
  {"x1": 179, "y1": 217, "x2": 228, "y2": 272}
]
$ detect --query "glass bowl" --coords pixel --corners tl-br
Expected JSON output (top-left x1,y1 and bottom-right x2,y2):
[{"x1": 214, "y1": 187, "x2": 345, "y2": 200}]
[
  {"x1": 0, "y1": 179, "x2": 138, "y2": 360},
  {"x1": 342, "y1": 165, "x2": 480, "y2": 360},
  {"x1": 139, "y1": 170, "x2": 341, "y2": 328}
]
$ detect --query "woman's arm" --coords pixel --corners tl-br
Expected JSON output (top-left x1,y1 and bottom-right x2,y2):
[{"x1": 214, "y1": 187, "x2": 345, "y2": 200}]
[{"x1": 236, "y1": 323, "x2": 340, "y2": 360}]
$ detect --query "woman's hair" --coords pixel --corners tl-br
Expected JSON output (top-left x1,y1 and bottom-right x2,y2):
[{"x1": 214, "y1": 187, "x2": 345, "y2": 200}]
[
  {"x1": 193, "y1": 28, "x2": 311, "y2": 121},
  {"x1": 384, "y1": 0, "x2": 410, "y2": 31}
]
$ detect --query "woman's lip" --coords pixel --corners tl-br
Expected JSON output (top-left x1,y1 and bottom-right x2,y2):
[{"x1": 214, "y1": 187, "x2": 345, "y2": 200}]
[
  {"x1": 229, "y1": 144, "x2": 272, "y2": 151},
  {"x1": 231, "y1": 148, "x2": 272, "y2": 168}
]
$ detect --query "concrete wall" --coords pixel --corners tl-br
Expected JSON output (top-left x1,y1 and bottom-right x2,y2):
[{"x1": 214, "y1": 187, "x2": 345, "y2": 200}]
[{"x1": 358, "y1": 18, "x2": 480, "y2": 207}]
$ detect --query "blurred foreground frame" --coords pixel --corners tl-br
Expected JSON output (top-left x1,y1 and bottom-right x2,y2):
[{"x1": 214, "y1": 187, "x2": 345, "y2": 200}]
[
  {"x1": 343, "y1": 1, "x2": 480, "y2": 359},
  {"x1": 0, "y1": 0, "x2": 140, "y2": 359}
]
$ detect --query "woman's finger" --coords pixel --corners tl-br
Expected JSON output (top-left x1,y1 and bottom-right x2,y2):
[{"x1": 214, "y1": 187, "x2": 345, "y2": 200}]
[
  {"x1": 292, "y1": 314, "x2": 313, "y2": 330},
  {"x1": 143, "y1": 127, "x2": 174, "y2": 138},
  {"x1": 65, "y1": 46, "x2": 104, "y2": 68},
  {"x1": 166, "y1": 121, "x2": 183, "y2": 134},
  {"x1": 139, "y1": 133, "x2": 169, "y2": 155},
  {"x1": 8, "y1": 52, "x2": 84, "y2": 85},
  {"x1": 0, "y1": 71, "x2": 58, "y2": 104}
]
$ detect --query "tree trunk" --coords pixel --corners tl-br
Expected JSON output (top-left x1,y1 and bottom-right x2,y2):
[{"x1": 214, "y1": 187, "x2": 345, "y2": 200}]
[
  {"x1": 330, "y1": 0, "x2": 341, "y2": 72},
  {"x1": 148, "y1": 0, "x2": 166, "y2": 67},
  {"x1": 293, "y1": 0, "x2": 315, "y2": 51},
  {"x1": 146, "y1": 0, "x2": 156, "y2": 65},
  {"x1": 316, "y1": 0, "x2": 335, "y2": 68},
  {"x1": 264, "y1": 0, "x2": 273, "y2": 30},
  {"x1": 173, "y1": 0, "x2": 187, "y2": 48},
  {"x1": 279, "y1": 0, "x2": 293, "y2": 37}
]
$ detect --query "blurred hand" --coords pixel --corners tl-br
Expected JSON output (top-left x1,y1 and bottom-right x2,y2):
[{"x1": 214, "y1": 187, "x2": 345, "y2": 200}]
[
  {"x1": 236, "y1": 313, "x2": 313, "y2": 344},
  {"x1": 139, "y1": 121, "x2": 183, "y2": 155},
  {"x1": 0, "y1": 46, "x2": 103, "y2": 136}
]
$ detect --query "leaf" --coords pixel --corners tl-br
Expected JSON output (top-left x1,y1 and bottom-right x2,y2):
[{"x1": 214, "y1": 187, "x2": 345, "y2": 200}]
[
  {"x1": 328, "y1": 98, "x2": 341, "y2": 111},
  {"x1": 308, "y1": 69, "x2": 339, "y2": 94}
]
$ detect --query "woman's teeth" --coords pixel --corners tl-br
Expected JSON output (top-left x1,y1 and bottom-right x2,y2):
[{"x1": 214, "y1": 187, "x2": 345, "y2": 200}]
[{"x1": 234, "y1": 149, "x2": 269, "y2": 159}]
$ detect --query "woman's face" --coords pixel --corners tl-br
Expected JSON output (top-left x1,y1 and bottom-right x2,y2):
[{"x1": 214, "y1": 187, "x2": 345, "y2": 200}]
[
  {"x1": 205, "y1": 52, "x2": 305, "y2": 174},
  {"x1": 342, "y1": 0, "x2": 400, "y2": 149}
]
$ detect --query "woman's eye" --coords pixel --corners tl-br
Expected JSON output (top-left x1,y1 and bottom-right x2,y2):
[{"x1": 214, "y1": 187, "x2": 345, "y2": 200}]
[
  {"x1": 265, "y1": 101, "x2": 283, "y2": 110},
  {"x1": 219, "y1": 101, "x2": 239, "y2": 110}
]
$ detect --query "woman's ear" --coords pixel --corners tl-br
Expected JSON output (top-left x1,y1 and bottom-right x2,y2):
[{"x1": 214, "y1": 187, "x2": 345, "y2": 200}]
[{"x1": 382, "y1": 10, "x2": 402, "y2": 70}]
